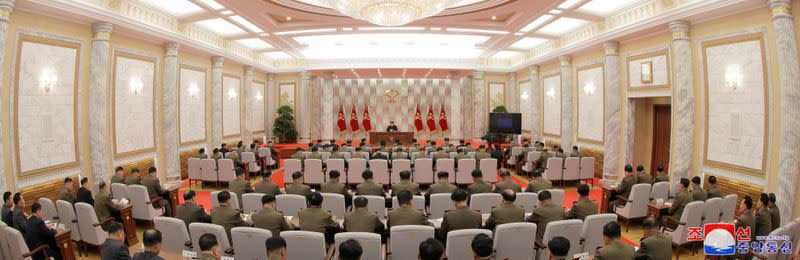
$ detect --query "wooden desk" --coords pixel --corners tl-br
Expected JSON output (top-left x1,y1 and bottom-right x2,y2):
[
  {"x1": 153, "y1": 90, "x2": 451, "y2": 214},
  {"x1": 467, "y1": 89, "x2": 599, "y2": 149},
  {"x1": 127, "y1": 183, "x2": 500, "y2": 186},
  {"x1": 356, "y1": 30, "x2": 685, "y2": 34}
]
[
  {"x1": 163, "y1": 182, "x2": 182, "y2": 216},
  {"x1": 647, "y1": 201, "x2": 671, "y2": 219},
  {"x1": 55, "y1": 227, "x2": 76, "y2": 260},
  {"x1": 120, "y1": 204, "x2": 138, "y2": 245},
  {"x1": 601, "y1": 186, "x2": 613, "y2": 213},
  {"x1": 369, "y1": 132, "x2": 414, "y2": 146}
]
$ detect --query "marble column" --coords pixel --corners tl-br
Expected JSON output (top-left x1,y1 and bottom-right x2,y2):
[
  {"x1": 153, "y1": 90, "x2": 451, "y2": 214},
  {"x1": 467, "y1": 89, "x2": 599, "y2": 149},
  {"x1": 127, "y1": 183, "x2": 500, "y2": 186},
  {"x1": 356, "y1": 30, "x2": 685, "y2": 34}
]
[
  {"x1": 529, "y1": 65, "x2": 542, "y2": 142},
  {"x1": 89, "y1": 22, "x2": 113, "y2": 184},
  {"x1": 162, "y1": 42, "x2": 180, "y2": 179},
  {"x1": 449, "y1": 71, "x2": 462, "y2": 139},
  {"x1": 242, "y1": 66, "x2": 254, "y2": 145},
  {"x1": 0, "y1": 0, "x2": 15, "y2": 191},
  {"x1": 266, "y1": 73, "x2": 275, "y2": 140},
  {"x1": 668, "y1": 21, "x2": 694, "y2": 180},
  {"x1": 210, "y1": 56, "x2": 224, "y2": 147},
  {"x1": 560, "y1": 55, "x2": 573, "y2": 150},
  {"x1": 473, "y1": 72, "x2": 486, "y2": 138},
  {"x1": 602, "y1": 41, "x2": 622, "y2": 182},
  {"x1": 624, "y1": 99, "x2": 636, "y2": 166},
  {"x1": 769, "y1": 0, "x2": 799, "y2": 225},
  {"x1": 298, "y1": 71, "x2": 311, "y2": 141},
  {"x1": 507, "y1": 72, "x2": 517, "y2": 112},
  {"x1": 462, "y1": 76, "x2": 475, "y2": 139}
]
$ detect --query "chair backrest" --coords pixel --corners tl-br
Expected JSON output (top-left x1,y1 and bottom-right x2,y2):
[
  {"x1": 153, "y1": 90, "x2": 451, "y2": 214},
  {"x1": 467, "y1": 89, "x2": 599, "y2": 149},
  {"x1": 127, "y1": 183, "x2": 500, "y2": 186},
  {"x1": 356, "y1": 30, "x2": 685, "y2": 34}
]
[
  {"x1": 241, "y1": 152, "x2": 258, "y2": 171},
  {"x1": 276, "y1": 194, "x2": 307, "y2": 217},
  {"x1": 563, "y1": 157, "x2": 580, "y2": 180},
  {"x1": 188, "y1": 157, "x2": 202, "y2": 180},
  {"x1": 231, "y1": 227, "x2": 272, "y2": 260},
  {"x1": 5, "y1": 226, "x2": 32, "y2": 260},
  {"x1": 189, "y1": 223, "x2": 230, "y2": 253},
  {"x1": 527, "y1": 151, "x2": 542, "y2": 162},
  {"x1": 545, "y1": 157, "x2": 563, "y2": 181},
  {"x1": 429, "y1": 193, "x2": 455, "y2": 219},
  {"x1": 510, "y1": 147, "x2": 524, "y2": 158},
  {"x1": 580, "y1": 214, "x2": 618, "y2": 253},
  {"x1": 390, "y1": 225, "x2": 435, "y2": 260},
  {"x1": 281, "y1": 231, "x2": 327, "y2": 259},
  {"x1": 469, "y1": 193, "x2": 501, "y2": 214},
  {"x1": 56, "y1": 200, "x2": 81, "y2": 241},
  {"x1": 480, "y1": 158, "x2": 498, "y2": 183},
  {"x1": 38, "y1": 197, "x2": 58, "y2": 223},
  {"x1": 200, "y1": 158, "x2": 218, "y2": 182},
  {"x1": 0, "y1": 222, "x2": 11, "y2": 260},
  {"x1": 414, "y1": 158, "x2": 434, "y2": 184},
  {"x1": 111, "y1": 183, "x2": 129, "y2": 200},
  {"x1": 546, "y1": 189, "x2": 565, "y2": 208},
  {"x1": 542, "y1": 219, "x2": 584, "y2": 258},
  {"x1": 217, "y1": 159, "x2": 235, "y2": 182},
  {"x1": 579, "y1": 157, "x2": 595, "y2": 179},
  {"x1": 669, "y1": 181, "x2": 680, "y2": 198},
  {"x1": 258, "y1": 147, "x2": 269, "y2": 158},
  {"x1": 319, "y1": 152, "x2": 331, "y2": 161},
  {"x1": 514, "y1": 192, "x2": 539, "y2": 213},
  {"x1": 671, "y1": 201, "x2": 704, "y2": 244},
  {"x1": 154, "y1": 217, "x2": 191, "y2": 254},
  {"x1": 456, "y1": 159, "x2": 477, "y2": 184},
  {"x1": 650, "y1": 182, "x2": 669, "y2": 201},
  {"x1": 242, "y1": 193, "x2": 265, "y2": 214},
  {"x1": 334, "y1": 232, "x2": 383, "y2": 260},
  {"x1": 283, "y1": 159, "x2": 302, "y2": 184},
  {"x1": 75, "y1": 202, "x2": 108, "y2": 246},
  {"x1": 435, "y1": 159, "x2": 455, "y2": 183},
  {"x1": 302, "y1": 151, "x2": 312, "y2": 158},
  {"x1": 321, "y1": 193, "x2": 347, "y2": 219},
  {"x1": 446, "y1": 229, "x2": 493, "y2": 259},
  {"x1": 362, "y1": 195, "x2": 387, "y2": 219},
  {"x1": 617, "y1": 183, "x2": 651, "y2": 218},
  {"x1": 210, "y1": 191, "x2": 239, "y2": 210},
  {"x1": 369, "y1": 159, "x2": 390, "y2": 185},
  {"x1": 326, "y1": 159, "x2": 347, "y2": 183},
  {"x1": 702, "y1": 197, "x2": 723, "y2": 225},
  {"x1": 494, "y1": 222, "x2": 536, "y2": 260},
  {"x1": 391, "y1": 159, "x2": 412, "y2": 184},
  {"x1": 347, "y1": 158, "x2": 368, "y2": 184},
  {"x1": 720, "y1": 194, "x2": 739, "y2": 222},
  {"x1": 304, "y1": 159, "x2": 324, "y2": 184},
  {"x1": 391, "y1": 195, "x2": 426, "y2": 214},
  {"x1": 128, "y1": 185, "x2": 160, "y2": 220}
]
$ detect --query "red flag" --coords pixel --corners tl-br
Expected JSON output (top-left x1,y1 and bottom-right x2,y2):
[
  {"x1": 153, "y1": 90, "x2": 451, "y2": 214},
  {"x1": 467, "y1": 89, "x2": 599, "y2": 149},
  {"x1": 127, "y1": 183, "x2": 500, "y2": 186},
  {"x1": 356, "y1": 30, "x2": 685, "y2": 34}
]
[
  {"x1": 337, "y1": 105, "x2": 347, "y2": 132},
  {"x1": 362, "y1": 105, "x2": 372, "y2": 132},
  {"x1": 350, "y1": 105, "x2": 359, "y2": 132},
  {"x1": 426, "y1": 105, "x2": 436, "y2": 132},
  {"x1": 439, "y1": 104, "x2": 448, "y2": 132},
  {"x1": 414, "y1": 105, "x2": 424, "y2": 132}
]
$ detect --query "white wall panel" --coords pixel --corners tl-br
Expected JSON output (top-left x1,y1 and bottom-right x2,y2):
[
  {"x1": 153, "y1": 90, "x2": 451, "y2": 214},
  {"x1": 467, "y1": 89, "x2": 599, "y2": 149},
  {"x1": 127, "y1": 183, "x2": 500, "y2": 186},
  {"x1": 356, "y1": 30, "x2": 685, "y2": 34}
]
[
  {"x1": 577, "y1": 65, "x2": 604, "y2": 144},
  {"x1": 179, "y1": 66, "x2": 206, "y2": 144},
  {"x1": 542, "y1": 74, "x2": 561, "y2": 136},
  {"x1": 223, "y1": 75, "x2": 241, "y2": 137},
  {"x1": 113, "y1": 53, "x2": 155, "y2": 155},
  {"x1": 250, "y1": 81, "x2": 265, "y2": 132}
]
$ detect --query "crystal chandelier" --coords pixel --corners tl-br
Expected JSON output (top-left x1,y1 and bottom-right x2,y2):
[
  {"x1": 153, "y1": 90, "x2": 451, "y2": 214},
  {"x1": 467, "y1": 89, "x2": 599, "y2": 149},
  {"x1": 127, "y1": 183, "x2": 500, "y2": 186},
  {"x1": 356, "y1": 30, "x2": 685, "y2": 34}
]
[{"x1": 320, "y1": 0, "x2": 460, "y2": 26}]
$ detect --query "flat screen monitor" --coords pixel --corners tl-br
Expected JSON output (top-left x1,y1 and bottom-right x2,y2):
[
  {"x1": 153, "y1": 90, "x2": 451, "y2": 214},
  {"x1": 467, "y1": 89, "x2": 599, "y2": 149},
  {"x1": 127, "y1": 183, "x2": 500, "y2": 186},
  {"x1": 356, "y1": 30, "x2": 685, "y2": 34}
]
[{"x1": 488, "y1": 113, "x2": 522, "y2": 134}]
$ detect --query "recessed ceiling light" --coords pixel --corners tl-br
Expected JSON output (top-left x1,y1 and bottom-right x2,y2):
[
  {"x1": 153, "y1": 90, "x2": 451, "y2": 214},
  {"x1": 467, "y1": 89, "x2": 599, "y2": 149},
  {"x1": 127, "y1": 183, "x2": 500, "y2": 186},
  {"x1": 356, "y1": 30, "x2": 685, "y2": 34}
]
[
  {"x1": 342, "y1": 28, "x2": 353, "y2": 31},
  {"x1": 195, "y1": 18, "x2": 246, "y2": 36},
  {"x1": 230, "y1": 16, "x2": 264, "y2": 33},
  {"x1": 491, "y1": 15, "x2": 497, "y2": 20},
  {"x1": 520, "y1": 15, "x2": 553, "y2": 32},
  {"x1": 578, "y1": 0, "x2": 639, "y2": 15},
  {"x1": 197, "y1": 0, "x2": 224, "y2": 10},
  {"x1": 510, "y1": 37, "x2": 548, "y2": 49},
  {"x1": 293, "y1": 33, "x2": 490, "y2": 59},
  {"x1": 446, "y1": 28, "x2": 509, "y2": 35},
  {"x1": 220, "y1": 10, "x2": 233, "y2": 15},
  {"x1": 549, "y1": 9, "x2": 563, "y2": 14},
  {"x1": 513, "y1": 32, "x2": 523, "y2": 36},
  {"x1": 430, "y1": 28, "x2": 442, "y2": 31},
  {"x1": 286, "y1": 16, "x2": 292, "y2": 21},
  {"x1": 263, "y1": 51, "x2": 293, "y2": 60},
  {"x1": 138, "y1": 0, "x2": 202, "y2": 17},
  {"x1": 274, "y1": 28, "x2": 337, "y2": 35},
  {"x1": 558, "y1": 0, "x2": 583, "y2": 9},
  {"x1": 536, "y1": 17, "x2": 589, "y2": 35},
  {"x1": 359, "y1": 27, "x2": 425, "y2": 31},
  {"x1": 491, "y1": 51, "x2": 521, "y2": 59},
  {"x1": 236, "y1": 38, "x2": 274, "y2": 49}
]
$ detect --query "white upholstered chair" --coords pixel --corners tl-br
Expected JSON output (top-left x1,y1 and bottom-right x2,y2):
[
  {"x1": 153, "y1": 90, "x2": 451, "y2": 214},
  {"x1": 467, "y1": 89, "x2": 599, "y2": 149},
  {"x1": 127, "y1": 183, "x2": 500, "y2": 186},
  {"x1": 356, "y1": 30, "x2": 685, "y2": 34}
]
[
  {"x1": 275, "y1": 194, "x2": 306, "y2": 217},
  {"x1": 389, "y1": 225, "x2": 435, "y2": 260},
  {"x1": 6, "y1": 226, "x2": 49, "y2": 260},
  {"x1": 188, "y1": 157, "x2": 202, "y2": 186},
  {"x1": 391, "y1": 195, "x2": 426, "y2": 214},
  {"x1": 321, "y1": 193, "x2": 347, "y2": 219},
  {"x1": 514, "y1": 192, "x2": 539, "y2": 213},
  {"x1": 546, "y1": 189, "x2": 565, "y2": 208},
  {"x1": 435, "y1": 158, "x2": 455, "y2": 183},
  {"x1": 200, "y1": 158, "x2": 218, "y2": 188},
  {"x1": 363, "y1": 195, "x2": 387, "y2": 220},
  {"x1": 326, "y1": 159, "x2": 347, "y2": 183},
  {"x1": 580, "y1": 214, "x2": 618, "y2": 253},
  {"x1": 347, "y1": 158, "x2": 368, "y2": 184},
  {"x1": 480, "y1": 158, "x2": 498, "y2": 183},
  {"x1": 241, "y1": 152, "x2": 260, "y2": 175},
  {"x1": 189, "y1": 223, "x2": 231, "y2": 254},
  {"x1": 544, "y1": 157, "x2": 563, "y2": 184},
  {"x1": 128, "y1": 185, "x2": 164, "y2": 223},
  {"x1": 579, "y1": 157, "x2": 595, "y2": 186},
  {"x1": 702, "y1": 197, "x2": 723, "y2": 225},
  {"x1": 210, "y1": 191, "x2": 239, "y2": 210},
  {"x1": 304, "y1": 159, "x2": 324, "y2": 185},
  {"x1": 75, "y1": 202, "x2": 109, "y2": 253},
  {"x1": 56, "y1": 200, "x2": 82, "y2": 243},
  {"x1": 446, "y1": 229, "x2": 493, "y2": 259},
  {"x1": 429, "y1": 193, "x2": 455, "y2": 219},
  {"x1": 506, "y1": 147, "x2": 524, "y2": 168},
  {"x1": 335, "y1": 232, "x2": 383, "y2": 260},
  {"x1": 563, "y1": 157, "x2": 580, "y2": 186},
  {"x1": 391, "y1": 159, "x2": 412, "y2": 184},
  {"x1": 663, "y1": 201, "x2": 704, "y2": 259},
  {"x1": 614, "y1": 183, "x2": 651, "y2": 231},
  {"x1": 111, "y1": 183, "x2": 129, "y2": 200},
  {"x1": 242, "y1": 193, "x2": 265, "y2": 214},
  {"x1": 493, "y1": 222, "x2": 536, "y2": 260},
  {"x1": 38, "y1": 198, "x2": 58, "y2": 223},
  {"x1": 283, "y1": 159, "x2": 302, "y2": 184},
  {"x1": 231, "y1": 227, "x2": 272, "y2": 260},
  {"x1": 536, "y1": 219, "x2": 583, "y2": 260},
  {"x1": 414, "y1": 158, "x2": 434, "y2": 184},
  {"x1": 650, "y1": 181, "x2": 670, "y2": 201},
  {"x1": 720, "y1": 194, "x2": 738, "y2": 222},
  {"x1": 281, "y1": 231, "x2": 327, "y2": 260},
  {"x1": 469, "y1": 193, "x2": 501, "y2": 214},
  {"x1": 521, "y1": 151, "x2": 541, "y2": 173},
  {"x1": 456, "y1": 159, "x2": 477, "y2": 184},
  {"x1": 370, "y1": 159, "x2": 391, "y2": 185},
  {"x1": 154, "y1": 217, "x2": 192, "y2": 254}
]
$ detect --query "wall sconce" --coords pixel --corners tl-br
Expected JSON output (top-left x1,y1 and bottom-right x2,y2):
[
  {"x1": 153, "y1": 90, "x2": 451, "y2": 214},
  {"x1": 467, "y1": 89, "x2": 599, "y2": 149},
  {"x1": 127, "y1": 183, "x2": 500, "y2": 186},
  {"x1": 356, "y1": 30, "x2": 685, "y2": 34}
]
[
  {"x1": 725, "y1": 64, "x2": 742, "y2": 91},
  {"x1": 39, "y1": 68, "x2": 57, "y2": 93},
  {"x1": 255, "y1": 91, "x2": 263, "y2": 102},
  {"x1": 129, "y1": 77, "x2": 144, "y2": 95},
  {"x1": 227, "y1": 88, "x2": 238, "y2": 100},
  {"x1": 520, "y1": 91, "x2": 529, "y2": 101},
  {"x1": 188, "y1": 83, "x2": 200, "y2": 97},
  {"x1": 583, "y1": 82, "x2": 596, "y2": 96},
  {"x1": 546, "y1": 88, "x2": 556, "y2": 99}
]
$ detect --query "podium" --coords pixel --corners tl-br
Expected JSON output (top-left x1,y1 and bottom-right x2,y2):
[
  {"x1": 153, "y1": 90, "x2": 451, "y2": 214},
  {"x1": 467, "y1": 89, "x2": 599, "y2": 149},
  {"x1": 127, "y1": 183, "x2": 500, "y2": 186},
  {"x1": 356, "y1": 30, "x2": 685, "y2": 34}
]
[{"x1": 369, "y1": 132, "x2": 414, "y2": 146}]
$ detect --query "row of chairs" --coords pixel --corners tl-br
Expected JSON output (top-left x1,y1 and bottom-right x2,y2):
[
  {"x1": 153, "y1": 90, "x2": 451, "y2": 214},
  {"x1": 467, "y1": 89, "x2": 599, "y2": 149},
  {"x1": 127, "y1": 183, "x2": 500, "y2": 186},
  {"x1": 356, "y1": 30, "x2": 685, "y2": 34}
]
[
  {"x1": 284, "y1": 158, "x2": 500, "y2": 185},
  {"x1": 524, "y1": 154, "x2": 596, "y2": 187},
  {"x1": 187, "y1": 149, "x2": 277, "y2": 188},
  {"x1": 765, "y1": 217, "x2": 800, "y2": 260},
  {"x1": 109, "y1": 184, "x2": 166, "y2": 224}
]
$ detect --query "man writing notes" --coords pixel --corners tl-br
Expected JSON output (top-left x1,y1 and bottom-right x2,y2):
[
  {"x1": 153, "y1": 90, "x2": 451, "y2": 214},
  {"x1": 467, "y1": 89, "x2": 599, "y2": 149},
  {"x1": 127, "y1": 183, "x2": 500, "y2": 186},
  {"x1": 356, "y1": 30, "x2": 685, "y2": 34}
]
[{"x1": 386, "y1": 121, "x2": 398, "y2": 132}]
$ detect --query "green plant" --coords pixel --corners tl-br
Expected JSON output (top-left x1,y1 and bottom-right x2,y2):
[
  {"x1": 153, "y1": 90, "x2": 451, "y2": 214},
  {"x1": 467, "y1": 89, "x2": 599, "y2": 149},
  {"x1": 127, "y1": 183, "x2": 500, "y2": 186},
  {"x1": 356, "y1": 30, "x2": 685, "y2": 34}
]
[
  {"x1": 272, "y1": 105, "x2": 298, "y2": 143},
  {"x1": 492, "y1": 105, "x2": 508, "y2": 113}
]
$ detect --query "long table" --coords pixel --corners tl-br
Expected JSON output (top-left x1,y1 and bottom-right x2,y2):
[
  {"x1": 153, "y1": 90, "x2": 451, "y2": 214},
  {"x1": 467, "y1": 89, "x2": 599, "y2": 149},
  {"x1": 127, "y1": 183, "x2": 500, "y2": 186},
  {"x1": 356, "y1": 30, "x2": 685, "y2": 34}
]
[{"x1": 369, "y1": 132, "x2": 414, "y2": 146}]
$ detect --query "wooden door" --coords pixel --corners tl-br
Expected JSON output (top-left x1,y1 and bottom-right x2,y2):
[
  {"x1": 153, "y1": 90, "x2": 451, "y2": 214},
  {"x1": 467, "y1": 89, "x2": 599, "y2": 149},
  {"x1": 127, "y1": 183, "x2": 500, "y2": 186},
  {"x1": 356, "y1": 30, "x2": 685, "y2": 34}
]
[{"x1": 651, "y1": 105, "x2": 671, "y2": 175}]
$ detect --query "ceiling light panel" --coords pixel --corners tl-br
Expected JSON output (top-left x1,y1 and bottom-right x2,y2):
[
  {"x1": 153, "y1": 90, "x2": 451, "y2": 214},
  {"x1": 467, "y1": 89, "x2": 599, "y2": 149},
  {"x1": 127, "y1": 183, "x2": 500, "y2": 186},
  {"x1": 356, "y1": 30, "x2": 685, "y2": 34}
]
[
  {"x1": 236, "y1": 38, "x2": 274, "y2": 49},
  {"x1": 138, "y1": 0, "x2": 203, "y2": 17},
  {"x1": 230, "y1": 16, "x2": 264, "y2": 33},
  {"x1": 536, "y1": 17, "x2": 589, "y2": 35},
  {"x1": 220, "y1": 10, "x2": 233, "y2": 15},
  {"x1": 274, "y1": 29, "x2": 337, "y2": 35},
  {"x1": 196, "y1": 18, "x2": 246, "y2": 36},
  {"x1": 491, "y1": 51, "x2": 521, "y2": 59},
  {"x1": 578, "y1": 0, "x2": 639, "y2": 15},
  {"x1": 264, "y1": 51, "x2": 293, "y2": 59},
  {"x1": 446, "y1": 28, "x2": 508, "y2": 35},
  {"x1": 510, "y1": 37, "x2": 548, "y2": 49},
  {"x1": 358, "y1": 27, "x2": 426, "y2": 31},
  {"x1": 296, "y1": 0, "x2": 484, "y2": 8},
  {"x1": 294, "y1": 33, "x2": 490, "y2": 59},
  {"x1": 197, "y1": 0, "x2": 224, "y2": 9},
  {"x1": 520, "y1": 15, "x2": 553, "y2": 32},
  {"x1": 558, "y1": 0, "x2": 583, "y2": 9}
]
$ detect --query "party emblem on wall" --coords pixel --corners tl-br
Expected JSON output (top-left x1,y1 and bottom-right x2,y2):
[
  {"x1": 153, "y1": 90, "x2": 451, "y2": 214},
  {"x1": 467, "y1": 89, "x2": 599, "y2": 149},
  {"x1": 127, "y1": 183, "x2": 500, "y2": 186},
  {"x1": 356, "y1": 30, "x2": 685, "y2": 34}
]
[{"x1": 384, "y1": 89, "x2": 400, "y2": 104}]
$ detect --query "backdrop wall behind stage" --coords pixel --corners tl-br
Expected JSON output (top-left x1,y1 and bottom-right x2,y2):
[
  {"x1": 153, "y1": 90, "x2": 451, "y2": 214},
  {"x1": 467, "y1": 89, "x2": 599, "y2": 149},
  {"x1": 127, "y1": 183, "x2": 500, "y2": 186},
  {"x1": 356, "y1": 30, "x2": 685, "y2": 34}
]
[{"x1": 312, "y1": 78, "x2": 468, "y2": 141}]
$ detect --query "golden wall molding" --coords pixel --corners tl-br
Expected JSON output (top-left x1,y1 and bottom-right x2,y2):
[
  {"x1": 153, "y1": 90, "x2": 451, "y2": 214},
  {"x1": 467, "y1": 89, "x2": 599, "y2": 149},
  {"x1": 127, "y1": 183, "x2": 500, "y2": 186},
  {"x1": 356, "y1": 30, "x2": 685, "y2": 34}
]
[
  {"x1": 111, "y1": 49, "x2": 158, "y2": 158},
  {"x1": 222, "y1": 73, "x2": 243, "y2": 139},
  {"x1": 178, "y1": 63, "x2": 208, "y2": 146},
  {"x1": 625, "y1": 48, "x2": 672, "y2": 92},
  {"x1": 576, "y1": 63, "x2": 605, "y2": 146},
  {"x1": 541, "y1": 72, "x2": 562, "y2": 138}
]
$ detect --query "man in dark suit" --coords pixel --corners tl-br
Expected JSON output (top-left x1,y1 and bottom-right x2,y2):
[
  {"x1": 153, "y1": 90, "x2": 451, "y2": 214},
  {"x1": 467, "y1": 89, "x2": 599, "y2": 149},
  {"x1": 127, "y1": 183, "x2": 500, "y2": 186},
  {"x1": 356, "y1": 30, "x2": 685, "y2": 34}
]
[
  {"x1": 2, "y1": 191, "x2": 12, "y2": 226},
  {"x1": 12, "y1": 192, "x2": 28, "y2": 233},
  {"x1": 176, "y1": 190, "x2": 211, "y2": 229},
  {"x1": 439, "y1": 189, "x2": 481, "y2": 245},
  {"x1": 419, "y1": 238, "x2": 444, "y2": 260},
  {"x1": 132, "y1": 230, "x2": 165, "y2": 260},
  {"x1": 76, "y1": 177, "x2": 95, "y2": 205},
  {"x1": 266, "y1": 236, "x2": 287, "y2": 260},
  {"x1": 547, "y1": 236, "x2": 570, "y2": 260},
  {"x1": 100, "y1": 222, "x2": 131, "y2": 260},
  {"x1": 386, "y1": 121, "x2": 399, "y2": 132},
  {"x1": 25, "y1": 202, "x2": 60, "y2": 260},
  {"x1": 142, "y1": 167, "x2": 171, "y2": 217}
]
